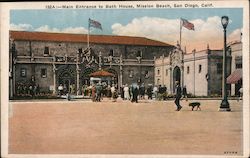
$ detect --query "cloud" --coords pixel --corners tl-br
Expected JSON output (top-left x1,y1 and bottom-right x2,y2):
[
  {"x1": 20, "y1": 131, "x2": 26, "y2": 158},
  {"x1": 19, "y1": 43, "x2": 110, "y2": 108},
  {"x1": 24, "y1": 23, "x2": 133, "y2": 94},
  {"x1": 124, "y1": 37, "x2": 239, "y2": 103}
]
[
  {"x1": 35, "y1": 25, "x2": 60, "y2": 32},
  {"x1": 62, "y1": 27, "x2": 88, "y2": 34},
  {"x1": 10, "y1": 23, "x2": 33, "y2": 31},
  {"x1": 112, "y1": 16, "x2": 241, "y2": 52},
  {"x1": 35, "y1": 25, "x2": 88, "y2": 34},
  {"x1": 228, "y1": 28, "x2": 242, "y2": 42}
]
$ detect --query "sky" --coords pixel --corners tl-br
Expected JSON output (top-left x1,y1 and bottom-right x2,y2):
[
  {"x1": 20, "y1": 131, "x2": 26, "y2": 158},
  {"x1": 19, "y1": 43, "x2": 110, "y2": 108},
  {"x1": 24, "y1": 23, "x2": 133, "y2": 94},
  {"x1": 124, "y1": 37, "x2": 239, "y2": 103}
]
[{"x1": 10, "y1": 8, "x2": 243, "y2": 52}]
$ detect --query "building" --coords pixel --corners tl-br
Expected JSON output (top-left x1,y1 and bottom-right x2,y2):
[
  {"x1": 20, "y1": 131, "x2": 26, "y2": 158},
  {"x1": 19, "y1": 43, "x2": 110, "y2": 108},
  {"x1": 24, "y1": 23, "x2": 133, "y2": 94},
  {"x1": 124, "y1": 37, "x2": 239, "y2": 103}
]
[
  {"x1": 227, "y1": 41, "x2": 242, "y2": 96},
  {"x1": 155, "y1": 41, "x2": 242, "y2": 96},
  {"x1": 9, "y1": 31, "x2": 175, "y2": 97}
]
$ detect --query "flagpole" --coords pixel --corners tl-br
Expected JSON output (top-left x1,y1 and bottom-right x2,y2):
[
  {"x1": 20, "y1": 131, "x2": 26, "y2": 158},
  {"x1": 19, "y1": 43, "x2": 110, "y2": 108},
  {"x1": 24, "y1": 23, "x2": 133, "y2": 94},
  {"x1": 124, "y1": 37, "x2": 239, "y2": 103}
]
[
  {"x1": 87, "y1": 18, "x2": 90, "y2": 49},
  {"x1": 180, "y1": 18, "x2": 184, "y2": 88},
  {"x1": 180, "y1": 18, "x2": 182, "y2": 49}
]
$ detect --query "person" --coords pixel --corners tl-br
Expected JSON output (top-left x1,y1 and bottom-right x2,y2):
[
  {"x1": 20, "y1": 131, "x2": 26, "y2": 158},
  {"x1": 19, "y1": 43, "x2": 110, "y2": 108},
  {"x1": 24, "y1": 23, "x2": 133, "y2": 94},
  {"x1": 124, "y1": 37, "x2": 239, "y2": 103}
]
[
  {"x1": 58, "y1": 84, "x2": 63, "y2": 96},
  {"x1": 139, "y1": 83, "x2": 145, "y2": 99},
  {"x1": 111, "y1": 84, "x2": 117, "y2": 102},
  {"x1": 131, "y1": 84, "x2": 139, "y2": 103},
  {"x1": 120, "y1": 85, "x2": 124, "y2": 100},
  {"x1": 95, "y1": 82, "x2": 102, "y2": 102},
  {"x1": 182, "y1": 85, "x2": 187, "y2": 101},
  {"x1": 147, "y1": 85, "x2": 153, "y2": 100},
  {"x1": 106, "y1": 85, "x2": 112, "y2": 99},
  {"x1": 29, "y1": 84, "x2": 34, "y2": 97},
  {"x1": 66, "y1": 92, "x2": 71, "y2": 101},
  {"x1": 174, "y1": 81, "x2": 182, "y2": 111},
  {"x1": 124, "y1": 84, "x2": 130, "y2": 100},
  {"x1": 153, "y1": 85, "x2": 158, "y2": 100},
  {"x1": 33, "y1": 84, "x2": 37, "y2": 96},
  {"x1": 129, "y1": 85, "x2": 133, "y2": 100},
  {"x1": 238, "y1": 87, "x2": 243, "y2": 101},
  {"x1": 91, "y1": 84, "x2": 96, "y2": 102},
  {"x1": 37, "y1": 84, "x2": 40, "y2": 96}
]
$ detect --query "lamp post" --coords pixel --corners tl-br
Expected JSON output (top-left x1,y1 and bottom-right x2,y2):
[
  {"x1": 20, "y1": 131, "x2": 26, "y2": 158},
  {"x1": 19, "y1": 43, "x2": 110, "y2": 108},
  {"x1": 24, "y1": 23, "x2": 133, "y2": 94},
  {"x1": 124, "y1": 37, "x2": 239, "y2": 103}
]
[{"x1": 219, "y1": 16, "x2": 231, "y2": 111}]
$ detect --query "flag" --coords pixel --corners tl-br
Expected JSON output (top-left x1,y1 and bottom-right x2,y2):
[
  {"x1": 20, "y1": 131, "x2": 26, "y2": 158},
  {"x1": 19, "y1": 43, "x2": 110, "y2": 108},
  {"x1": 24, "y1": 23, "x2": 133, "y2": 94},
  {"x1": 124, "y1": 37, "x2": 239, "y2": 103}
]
[
  {"x1": 181, "y1": 18, "x2": 194, "y2": 30},
  {"x1": 89, "y1": 18, "x2": 102, "y2": 30}
]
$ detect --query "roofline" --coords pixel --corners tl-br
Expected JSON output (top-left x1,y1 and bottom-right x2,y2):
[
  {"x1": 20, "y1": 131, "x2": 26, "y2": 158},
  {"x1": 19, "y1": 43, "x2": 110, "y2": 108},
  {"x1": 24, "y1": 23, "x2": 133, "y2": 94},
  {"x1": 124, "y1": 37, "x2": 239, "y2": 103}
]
[
  {"x1": 186, "y1": 49, "x2": 222, "y2": 54},
  {"x1": 9, "y1": 30, "x2": 174, "y2": 47}
]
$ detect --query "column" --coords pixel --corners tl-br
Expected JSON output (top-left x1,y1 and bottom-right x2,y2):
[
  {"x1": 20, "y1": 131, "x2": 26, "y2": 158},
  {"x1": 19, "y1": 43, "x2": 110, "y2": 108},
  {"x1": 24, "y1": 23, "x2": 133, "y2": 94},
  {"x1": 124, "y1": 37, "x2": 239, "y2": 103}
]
[
  {"x1": 76, "y1": 64, "x2": 80, "y2": 95},
  {"x1": 119, "y1": 55, "x2": 123, "y2": 87},
  {"x1": 170, "y1": 67, "x2": 172, "y2": 94},
  {"x1": 53, "y1": 64, "x2": 57, "y2": 95},
  {"x1": 13, "y1": 59, "x2": 16, "y2": 96},
  {"x1": 193, "y1": 50, "x2": 196, "y2": 96}
]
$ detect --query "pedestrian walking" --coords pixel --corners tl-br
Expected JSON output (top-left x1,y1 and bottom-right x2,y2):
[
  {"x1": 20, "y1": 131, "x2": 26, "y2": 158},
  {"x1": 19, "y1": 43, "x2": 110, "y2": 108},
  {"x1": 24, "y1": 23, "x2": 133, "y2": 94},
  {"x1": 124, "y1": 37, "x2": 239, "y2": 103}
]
[
  {"x1": 123, "y1": 84, "x2": 130, "y2": 100},
  {"x1": 174, "y1": 81, "x2": 182, "y2": 111},
  {"x1": 182, "y1": 85, "x2": 187, "y2": 101}
]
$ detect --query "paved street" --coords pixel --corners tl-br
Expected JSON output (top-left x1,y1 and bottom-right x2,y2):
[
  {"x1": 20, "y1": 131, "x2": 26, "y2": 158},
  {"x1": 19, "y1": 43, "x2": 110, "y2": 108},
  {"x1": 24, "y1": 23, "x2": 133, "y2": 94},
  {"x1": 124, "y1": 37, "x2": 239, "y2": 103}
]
[{"x1": 9, "y1": 98, "x2": 243, "y2": 155}]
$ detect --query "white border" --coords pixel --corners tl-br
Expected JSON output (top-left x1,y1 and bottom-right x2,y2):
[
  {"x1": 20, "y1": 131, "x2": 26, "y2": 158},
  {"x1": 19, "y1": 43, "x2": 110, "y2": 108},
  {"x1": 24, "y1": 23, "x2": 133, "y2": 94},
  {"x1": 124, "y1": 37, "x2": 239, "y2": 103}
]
[{"x1": 1, "y1": 1, "x2": 249, "y2": 158}]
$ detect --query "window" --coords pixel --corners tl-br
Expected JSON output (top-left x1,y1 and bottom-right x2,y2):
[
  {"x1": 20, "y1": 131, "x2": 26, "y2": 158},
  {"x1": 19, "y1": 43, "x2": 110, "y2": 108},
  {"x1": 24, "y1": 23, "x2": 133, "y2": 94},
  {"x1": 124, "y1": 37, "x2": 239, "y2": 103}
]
[
  {"x1": 145, "y1": 70, "x2": 149, "y2": 78},
  {"x1": 78, "y1": 48, "x2": 83, "y2": 54},
  {"x1": 44, "y1": 46, "x2": 49, "y2": 56},
  {"x1": 236, "y1": 63, "x2": 242, "y2": 69},
  {"x1": 41, "y1": 68, "x2": 47, "y2": 78},
  {"x1": 129, "y1": 70, "x2": 134, "y2": 78},
  {"x1": 199, "y1": 65, "x2": 202, "y2": 73},
  {"x1": 157, "y1": 79, "x2": 160, "y2": 85},
  {"x1": 166, "y1": 69, "x2": 168, "y2": 76},
  {"x1": 187, "y1": 66, "x2": 190, "y2": 74},
  {"x1": 20, "y1": 68, "x2": 26, "y2": 77},
  {"x1": 109, "y1": 49, "x2": 114, "y2": 57},
  {"x1": 157, "y1": 69, "x2": 160, "y2": 75},
  {"x1": 217, "y1": 63, "x2": 222, "y2": 74},
  {"x1": 137, "y1": 50, "x2": 142, "y2": 57}
]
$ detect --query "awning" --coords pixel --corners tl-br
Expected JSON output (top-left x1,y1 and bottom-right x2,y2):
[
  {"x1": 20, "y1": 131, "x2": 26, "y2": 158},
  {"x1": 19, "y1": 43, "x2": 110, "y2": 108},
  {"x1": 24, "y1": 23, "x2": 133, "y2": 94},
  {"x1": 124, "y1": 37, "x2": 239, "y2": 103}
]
[
  {"x1": 227, "y1": 69, "x2": 242, "y2": 84},
  {"x1": 89, "y1": 70, "x2": 114, "y2": 77}
]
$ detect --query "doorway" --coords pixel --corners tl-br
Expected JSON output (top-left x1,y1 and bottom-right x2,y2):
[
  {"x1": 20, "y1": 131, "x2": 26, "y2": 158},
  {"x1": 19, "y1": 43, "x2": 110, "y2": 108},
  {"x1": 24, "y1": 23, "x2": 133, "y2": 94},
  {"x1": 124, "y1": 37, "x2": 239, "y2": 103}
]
[{"x1": 173, "y1": 66, "x2": 181, "y2": 92}]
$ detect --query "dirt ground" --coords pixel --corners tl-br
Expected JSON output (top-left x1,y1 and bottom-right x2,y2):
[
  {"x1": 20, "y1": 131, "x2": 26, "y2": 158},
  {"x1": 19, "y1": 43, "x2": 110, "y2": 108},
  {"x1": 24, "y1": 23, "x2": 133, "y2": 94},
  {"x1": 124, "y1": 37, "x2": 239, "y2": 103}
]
[{"x1": 9, "y1": 98, "x2": 243, "y2": 156}]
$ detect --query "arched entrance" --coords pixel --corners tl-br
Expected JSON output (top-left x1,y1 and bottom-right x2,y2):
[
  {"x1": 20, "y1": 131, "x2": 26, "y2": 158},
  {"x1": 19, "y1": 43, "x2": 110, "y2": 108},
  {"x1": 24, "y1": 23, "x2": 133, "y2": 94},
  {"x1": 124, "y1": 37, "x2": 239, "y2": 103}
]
[
  {"x1": 81, "y1": 68, "x2": 95, "y2": 86},
  {"x1": 173, "y1": 66, "x2": 181, "y2": 92},
  {"x1": 57, "y1": 65, "x2": 76, "y2": 94},
  {"x1": 59, "y1": 71, "x2": 75, "y2": 93}
]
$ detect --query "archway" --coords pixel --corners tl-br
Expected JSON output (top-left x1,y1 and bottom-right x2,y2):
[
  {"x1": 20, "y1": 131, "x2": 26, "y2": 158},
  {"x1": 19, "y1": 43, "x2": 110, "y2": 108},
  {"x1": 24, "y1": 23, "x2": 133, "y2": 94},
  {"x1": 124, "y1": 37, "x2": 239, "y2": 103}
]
[
  {"x1": 173, "y1": 66, "x2": 181, "y2": 92},
  {"x1": 81, "y1": 68, "x2": 95, "y2": 86},
  {"x1": 58, "y1": 71, "x2": 75, "y2": 94}
]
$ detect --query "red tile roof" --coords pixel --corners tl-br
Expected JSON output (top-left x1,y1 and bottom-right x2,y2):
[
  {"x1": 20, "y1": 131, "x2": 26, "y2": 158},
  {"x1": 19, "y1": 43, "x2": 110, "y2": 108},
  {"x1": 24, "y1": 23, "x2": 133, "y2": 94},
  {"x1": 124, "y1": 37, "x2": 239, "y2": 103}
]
[{"x1": 10, "y1": 31, "x2": 173, "y2": 47}]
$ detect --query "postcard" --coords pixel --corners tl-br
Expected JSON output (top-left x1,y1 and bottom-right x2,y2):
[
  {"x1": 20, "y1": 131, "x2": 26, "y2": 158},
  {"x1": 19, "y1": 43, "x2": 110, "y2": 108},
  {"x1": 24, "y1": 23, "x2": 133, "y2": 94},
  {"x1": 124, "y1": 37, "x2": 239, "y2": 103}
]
[{"x1": 1, "y1": 1, "x2": 249, "y2": 158}]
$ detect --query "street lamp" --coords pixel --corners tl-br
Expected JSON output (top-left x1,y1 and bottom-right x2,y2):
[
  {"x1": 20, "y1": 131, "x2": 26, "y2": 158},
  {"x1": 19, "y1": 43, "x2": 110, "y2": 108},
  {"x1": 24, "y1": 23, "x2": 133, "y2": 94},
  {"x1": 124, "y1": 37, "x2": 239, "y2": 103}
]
[{"x1": 219, "y1": 16, "x2": 231, "y2": 111}]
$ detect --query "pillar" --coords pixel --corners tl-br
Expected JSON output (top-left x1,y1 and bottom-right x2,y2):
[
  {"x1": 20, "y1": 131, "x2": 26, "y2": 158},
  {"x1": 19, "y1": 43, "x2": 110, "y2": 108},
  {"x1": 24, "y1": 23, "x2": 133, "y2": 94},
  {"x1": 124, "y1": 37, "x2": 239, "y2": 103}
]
[
  {"x1": 76, "y1": 64, "x2": 80, "y2": 95},
  {"x1": 53, "y1": 64, "x2": 57, "y2": 94}
]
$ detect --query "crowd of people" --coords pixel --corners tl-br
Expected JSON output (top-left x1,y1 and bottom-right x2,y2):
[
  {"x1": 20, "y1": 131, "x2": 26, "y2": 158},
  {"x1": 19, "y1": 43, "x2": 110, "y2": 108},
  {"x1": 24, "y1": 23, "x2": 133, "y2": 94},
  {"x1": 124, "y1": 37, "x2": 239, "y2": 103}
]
[
  {"x1": 15, "y1": 83, "x2": 40, "y2": 97},
  {"x1": 78, "y1": 82, "x2": 177, "y2": 103}
]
